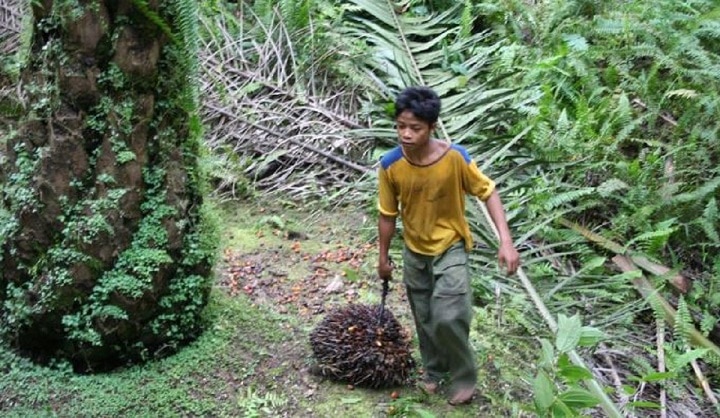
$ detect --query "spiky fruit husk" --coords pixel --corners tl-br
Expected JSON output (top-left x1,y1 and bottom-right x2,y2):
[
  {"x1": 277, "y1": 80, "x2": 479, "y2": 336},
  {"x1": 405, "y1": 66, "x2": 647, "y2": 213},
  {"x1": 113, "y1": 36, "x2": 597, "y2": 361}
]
[{"x1": 309, "y1": 304, "x2": 415, "y2": 388}]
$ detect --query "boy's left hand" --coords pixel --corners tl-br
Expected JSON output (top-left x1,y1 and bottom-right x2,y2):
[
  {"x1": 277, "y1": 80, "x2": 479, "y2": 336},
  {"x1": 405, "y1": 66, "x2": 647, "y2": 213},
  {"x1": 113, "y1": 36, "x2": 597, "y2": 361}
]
[{"x1": 498, "y1": 242, "x2": 520, "y2": 275}]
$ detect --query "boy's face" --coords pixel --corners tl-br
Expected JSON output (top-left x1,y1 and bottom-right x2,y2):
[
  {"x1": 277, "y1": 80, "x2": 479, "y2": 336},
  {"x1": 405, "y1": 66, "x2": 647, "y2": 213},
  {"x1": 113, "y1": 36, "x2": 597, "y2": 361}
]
[{"x1": 396, "y1": 110, "x2": 434, "y2": 151}]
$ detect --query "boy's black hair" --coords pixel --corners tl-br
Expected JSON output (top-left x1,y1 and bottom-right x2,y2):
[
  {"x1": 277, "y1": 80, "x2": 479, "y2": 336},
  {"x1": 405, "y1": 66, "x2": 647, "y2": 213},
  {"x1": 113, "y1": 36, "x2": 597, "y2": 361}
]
[{"x1": 394, "y1": 86, "x2": 441, "y2": 124}]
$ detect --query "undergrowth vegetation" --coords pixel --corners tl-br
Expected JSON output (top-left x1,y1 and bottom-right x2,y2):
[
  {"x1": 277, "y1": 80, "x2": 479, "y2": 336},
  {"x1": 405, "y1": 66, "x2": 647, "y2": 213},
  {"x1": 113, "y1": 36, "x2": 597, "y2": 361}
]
[
  {"x1": 2, "y1": 0, "x2": 720, "y2": 416},
  {"x1": 482, "y1": 0, "x2": 720, "y2": 271}
]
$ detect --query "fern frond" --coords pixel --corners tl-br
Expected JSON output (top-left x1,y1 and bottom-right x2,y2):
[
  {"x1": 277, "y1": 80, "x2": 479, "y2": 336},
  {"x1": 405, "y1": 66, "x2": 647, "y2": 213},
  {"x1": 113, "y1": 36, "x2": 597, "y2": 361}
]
[
  {"x1": 593, "y1": 17, "x2": 626, "y2": 36},
  {"x1": 674, "y1": 296, "x2": 693, "y2": 348},
  {"x1": 670, "y1": 176, "x2": 720, "y2": 204},
  {"x1": 648, "y1": 293, "x2": 667, "y2": 328},
  {"x1": 625, "y1": 219, "x2": 676, "y2": 253},
  {"x1": 664, "y1": 89, "x2": 699, "y2": 100},
  {"x1": 171, "y1": 0, "x2": 201, "y2": 70},
  {"x1": 459, "y1": 0, "x2": 473, "y2": 39},
  {"x1": 562, "y1": 33, "x2": 588, "y2": 53},
  {"x1": 252, "y1": 0, "x2": 275, "y2": 25},
  {"x1": 544, "y1": 187, "x2": 596, "y2": 211},
  {"x1": 132, "y1": 0, "x2": 178, "y2": 44},
  {"x1": 699, "y1": 197, "x2": 720, "y2": 243},
  {"x1": 279, "y1": 0, "x2": 311, "y2": 31},
  {"x1": 596, "y1": 178, "x2": 629, "y2": 197}
]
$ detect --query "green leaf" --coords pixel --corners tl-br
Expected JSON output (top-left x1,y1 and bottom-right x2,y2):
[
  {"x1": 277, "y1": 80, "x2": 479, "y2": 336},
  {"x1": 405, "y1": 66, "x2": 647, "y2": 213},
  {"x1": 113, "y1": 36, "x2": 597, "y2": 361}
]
[
  {"x1": 611, "y1": 269, "x2": 643, "y2": 282},
  {"x1": 578, "y1": 257, "x2": 606, "y2": 274},
  {"x1": 670, "y1": 348, "x2": 709, "y2": 370},
  {"x1": 624, "y1": 222, "x2": 676, "y2": 251},
  {"x1": 558, "y1": 365, "x2": 593, "y2": 383},
  {"x1": 577, "y1": 326, "x2": 605, "y2": 347},
  {"x1": 539, "y1": 338, "x2": 555, "y2": 369},
  {"x1": 550, "y1": 399, "x2": 574, "y2": 417},
  {"x1": 239, "y1": 82, "x2": 263, "y2": 96},
  {"x1": 621, "y1": 385, "x2": 637, "y2": 396},
  {"x1": 562, "y1": 34, "x2": 589, "y2": 52},
  {"x1": 558, "y1": 388, "x2": 600, "y2": 408},
  {"x1": 596, "y1": 178, "x2": 628, "y2": 197},
  {"x1": 556, "y1": 314, "x2": 582, "y2": 353},
  {"x1": 557, "y1": 353, "x2": 571, "y2": 369},
  {"x1": 639, "y1": 371, "x2": 675, "y2": 382},
  {"x1": 533, "y1": 371, "x2": 555, "y2": 411},
  {"x1": 628, "y1": 400, "x2": 661, "y2": 409}
]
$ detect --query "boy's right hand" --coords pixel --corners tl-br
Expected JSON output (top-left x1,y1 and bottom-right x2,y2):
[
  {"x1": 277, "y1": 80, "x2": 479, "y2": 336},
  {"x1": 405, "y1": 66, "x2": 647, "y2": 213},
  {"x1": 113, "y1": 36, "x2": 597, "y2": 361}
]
[{"x1": 378, "y1": 258, "x2": 394, "y2": 280}]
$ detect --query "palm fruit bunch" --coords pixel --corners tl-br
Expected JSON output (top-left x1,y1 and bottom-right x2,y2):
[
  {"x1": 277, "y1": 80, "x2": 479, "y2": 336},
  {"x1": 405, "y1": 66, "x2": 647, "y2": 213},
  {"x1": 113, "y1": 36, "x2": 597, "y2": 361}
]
[{"x1": 309, "y1": 304, "x2": 415, "y2": 388}]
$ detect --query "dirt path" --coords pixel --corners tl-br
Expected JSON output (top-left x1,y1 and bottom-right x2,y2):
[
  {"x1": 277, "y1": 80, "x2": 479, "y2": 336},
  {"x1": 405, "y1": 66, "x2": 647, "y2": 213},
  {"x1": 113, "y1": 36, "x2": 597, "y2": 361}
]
[{"x1": 215, "y1": 202, "x2": 495, "y2": 417}]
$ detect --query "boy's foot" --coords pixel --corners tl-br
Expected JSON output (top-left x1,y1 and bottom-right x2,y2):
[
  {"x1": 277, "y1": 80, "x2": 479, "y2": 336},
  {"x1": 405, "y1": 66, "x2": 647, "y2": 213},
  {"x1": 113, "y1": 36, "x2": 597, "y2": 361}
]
[
  {"x1": 418, "y1": 380, "x2": 439, "y2": 395},
  {"x1": 448, "y1": 387, "x2": 476, "y2": 405}
]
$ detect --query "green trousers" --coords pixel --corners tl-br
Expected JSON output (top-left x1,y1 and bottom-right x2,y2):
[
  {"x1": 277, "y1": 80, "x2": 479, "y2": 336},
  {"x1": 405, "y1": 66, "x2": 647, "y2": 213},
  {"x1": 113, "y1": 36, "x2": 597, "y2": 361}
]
[{"x1": 403, "y1": 241, "x2": 476, "y2": 390}]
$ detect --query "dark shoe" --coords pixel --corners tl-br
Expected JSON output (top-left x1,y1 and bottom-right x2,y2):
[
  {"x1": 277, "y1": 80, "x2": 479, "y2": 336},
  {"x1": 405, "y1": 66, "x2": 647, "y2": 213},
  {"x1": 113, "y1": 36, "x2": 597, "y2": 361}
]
[{"x1": 448, "y1": 387, "x2": 476, "y2": 405}]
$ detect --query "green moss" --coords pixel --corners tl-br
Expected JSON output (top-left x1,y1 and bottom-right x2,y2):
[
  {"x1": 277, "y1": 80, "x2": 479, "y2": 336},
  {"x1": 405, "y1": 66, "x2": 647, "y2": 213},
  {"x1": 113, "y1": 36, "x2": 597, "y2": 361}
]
[{"x1": 0, "y1": 290, "x2": 289, "y2": 417}]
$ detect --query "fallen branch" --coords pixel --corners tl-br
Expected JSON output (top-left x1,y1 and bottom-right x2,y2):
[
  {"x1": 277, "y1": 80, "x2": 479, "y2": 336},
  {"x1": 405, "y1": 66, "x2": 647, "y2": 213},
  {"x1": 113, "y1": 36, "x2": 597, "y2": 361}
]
[
  {"x1": 631, "y1": 255, "x2": 691, "y2": 294},
  {"x1": 690, "y1": 359, "x2": 718, "y2": 406},
  {"x1": 224, "y1": 69, "x2": 366, "y2": 129}
]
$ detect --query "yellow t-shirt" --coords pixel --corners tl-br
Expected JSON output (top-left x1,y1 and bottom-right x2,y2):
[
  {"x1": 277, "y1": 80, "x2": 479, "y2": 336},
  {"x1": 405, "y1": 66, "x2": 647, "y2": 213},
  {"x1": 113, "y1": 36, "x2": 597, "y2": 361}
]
[{"x1": 377, "y1": 144, "x2": 495, "y2": 256}]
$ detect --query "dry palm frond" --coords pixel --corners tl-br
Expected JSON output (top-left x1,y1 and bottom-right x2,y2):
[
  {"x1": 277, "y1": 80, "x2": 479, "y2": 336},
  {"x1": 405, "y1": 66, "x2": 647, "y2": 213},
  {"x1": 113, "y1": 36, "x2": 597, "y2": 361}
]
[
  {"x1": 0, "y1": 0, "x2": 26, "y2": 56},
  {"x1": 199, "y1": 5, "x2": 373, "y2": 204}
]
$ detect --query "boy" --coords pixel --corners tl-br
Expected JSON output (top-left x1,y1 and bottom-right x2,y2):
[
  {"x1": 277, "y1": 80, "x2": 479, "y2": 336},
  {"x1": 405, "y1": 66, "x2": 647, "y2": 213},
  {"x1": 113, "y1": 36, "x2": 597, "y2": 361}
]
[{"x1": 377, "y1": 86, "x2": 520, "y2": 405}]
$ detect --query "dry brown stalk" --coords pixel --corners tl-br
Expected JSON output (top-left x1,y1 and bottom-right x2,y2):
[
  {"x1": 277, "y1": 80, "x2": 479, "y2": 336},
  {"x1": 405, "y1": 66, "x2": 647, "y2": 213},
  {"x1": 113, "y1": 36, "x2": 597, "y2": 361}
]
[{"x1": 690, "y1": 359, "x2": 718, "y2": 406}]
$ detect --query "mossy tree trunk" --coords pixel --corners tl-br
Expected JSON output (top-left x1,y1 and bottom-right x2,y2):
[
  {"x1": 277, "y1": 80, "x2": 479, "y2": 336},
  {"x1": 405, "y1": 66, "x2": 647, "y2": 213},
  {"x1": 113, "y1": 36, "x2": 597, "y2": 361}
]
[{"x1": 0, "y1": 0, "x2": 216, "y2": 371}]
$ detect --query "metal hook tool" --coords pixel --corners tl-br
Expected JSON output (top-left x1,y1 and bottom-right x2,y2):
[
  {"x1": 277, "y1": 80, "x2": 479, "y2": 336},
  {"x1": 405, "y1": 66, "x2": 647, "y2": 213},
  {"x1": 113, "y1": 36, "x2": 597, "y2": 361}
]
[
  {"x1": 378, "y1": 257, "x2": 393, "y2": 325},
  {"x1": 378, "y1": 276, "x2": 389, "y2": 324}
]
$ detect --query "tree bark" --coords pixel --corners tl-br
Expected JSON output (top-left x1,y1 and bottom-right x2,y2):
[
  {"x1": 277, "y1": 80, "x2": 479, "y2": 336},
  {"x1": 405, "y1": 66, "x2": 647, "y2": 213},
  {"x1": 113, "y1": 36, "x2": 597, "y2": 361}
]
[{"x1": 1, "y1": 0, "x2": 214, "y2": 371}]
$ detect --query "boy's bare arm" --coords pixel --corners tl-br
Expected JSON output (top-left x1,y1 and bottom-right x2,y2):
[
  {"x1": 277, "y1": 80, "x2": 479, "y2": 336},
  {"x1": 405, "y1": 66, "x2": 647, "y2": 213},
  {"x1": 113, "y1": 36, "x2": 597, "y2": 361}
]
[
  {"x1": 484, "y1": 189, "x2": 520, "y2": 275},
  {"x1": 377, "y1": 214, "x2": 396, "y2": 279}
]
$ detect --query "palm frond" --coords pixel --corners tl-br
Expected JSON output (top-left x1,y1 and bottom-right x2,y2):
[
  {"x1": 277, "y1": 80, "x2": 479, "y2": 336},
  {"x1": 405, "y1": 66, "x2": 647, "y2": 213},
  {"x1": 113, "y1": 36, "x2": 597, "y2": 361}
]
[
  {"x1": 0, "y1": 0, "x2": 26, "y2": 56},
  {"x1": 344, "y1": 0, "x2": 518, "y2": 143},
  {"x1": 199, "y1": 4, "x2": 373, "y2": 203}
]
